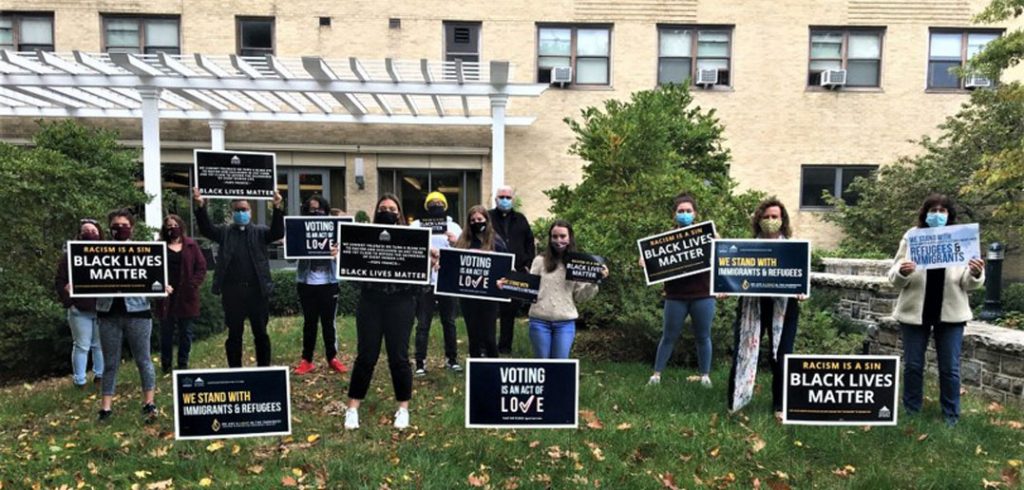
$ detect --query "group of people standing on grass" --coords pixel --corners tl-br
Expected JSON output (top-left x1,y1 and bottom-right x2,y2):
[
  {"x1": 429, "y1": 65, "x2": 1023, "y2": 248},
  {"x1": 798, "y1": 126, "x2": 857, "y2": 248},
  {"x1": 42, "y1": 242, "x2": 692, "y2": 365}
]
[{"x1": 56, "y1": 187, "x2": 982, "y2": 429}]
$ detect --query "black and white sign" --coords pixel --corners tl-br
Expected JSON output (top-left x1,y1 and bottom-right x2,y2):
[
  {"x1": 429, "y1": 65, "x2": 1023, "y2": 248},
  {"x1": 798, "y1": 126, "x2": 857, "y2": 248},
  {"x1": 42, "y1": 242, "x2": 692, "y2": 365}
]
[
  {"x1": 637, "y1": 221, "x2": 717, "y2": 285},
  {"x1": 194, "y1": 150, "x2": 277, "y2": 200},
  {"x1": 67, "y1": 241, "x2": 168, "y2": 298},
  {"x1": 336, "y1": 223, "x2": 431, "y2": 285},
  {"x1": 173, "y1": 367, "x2": 291, "y2": 440},
  {"x1": 283, "y1": 216, "x2": 354, "y2": 260},
  {"x1": 466, "y1": 359, "x2": 579, "y2": 429},
  {"x1": 435, "y1": 248, "x2": 514, "y2": 302},
  {"x1": 783, "y1": 355, "x2": 899, "y2": 426},
  {"x1": 565, "y1": 253, "x2": 605, "y2": 284},
  {"x1": 419, "y1": 216, "x2": 449, "y2": 235},
  {"x1": 711, "y1": 239, "x2": 811, "y2": 297},
  {"x1": 498, "y1": 271, "x2": 541, "y2": 303}
]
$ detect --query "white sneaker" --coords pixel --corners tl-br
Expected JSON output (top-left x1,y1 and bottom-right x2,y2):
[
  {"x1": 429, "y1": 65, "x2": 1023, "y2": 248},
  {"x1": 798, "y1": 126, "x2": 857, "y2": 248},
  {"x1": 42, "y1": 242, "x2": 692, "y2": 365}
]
[
  {"x1": 394, "y1": 407, "x2": 410, "y2": 430},
  {"x1": 343, "y1": 408, "x2": 359, "y2": 430},
  {"x1": 647, "y1": 375, "x2": 661, "y2": 385},
  {"x1": 700, "y1": 375, "x2": 712, "y2": 388}
]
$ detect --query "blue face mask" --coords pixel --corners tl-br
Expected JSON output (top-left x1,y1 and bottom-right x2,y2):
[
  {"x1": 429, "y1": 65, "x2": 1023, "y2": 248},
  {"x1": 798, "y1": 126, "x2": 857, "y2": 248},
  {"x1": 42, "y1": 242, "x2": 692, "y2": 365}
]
[
  {"x1": 233, "y1": 210, "x2": 251, "y2": 226},
  {"x1": 675, "y1": 211, "x2": 694, "y2": 227},
  {"x1": 497, "y1": 197, "x2": 513, "y2": 211},
  {"x1": 925, "y1": 212, "x2": 947, "y2": 228}
]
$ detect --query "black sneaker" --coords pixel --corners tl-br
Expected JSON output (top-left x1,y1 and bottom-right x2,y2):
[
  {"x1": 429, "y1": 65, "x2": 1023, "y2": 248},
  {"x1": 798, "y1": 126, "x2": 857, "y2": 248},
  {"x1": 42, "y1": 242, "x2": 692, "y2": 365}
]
[
  {"x1": 97, "y1": 409, "x2": 112, "y2": 421},
  {"x1": 414, "y1": 361, "x2": 426, "y2": 377},
  {"x1": 142, "y1": 403, "x2": 157, "y2": 422},
  {"x1": 446, "y1": 359, "x2": 463, "y2": 372}
]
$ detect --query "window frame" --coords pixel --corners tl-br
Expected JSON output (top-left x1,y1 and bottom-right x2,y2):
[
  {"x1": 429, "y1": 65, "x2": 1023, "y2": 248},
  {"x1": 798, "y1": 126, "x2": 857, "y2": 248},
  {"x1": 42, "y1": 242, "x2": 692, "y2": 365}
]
[
  {"x1": 926, "y1": 28, "x2": 1003, "y2": 91},
  {"x1": 236, "y1": 16, "x2": 275, "y2": 57},
  {"x1": 799, "y1": 164, "x2": 879, "y2": 210},
  {"x1": 656, "y1": 24, "x2": 735, "y2": 89},
  {"x1": 807, "y1": 26, "x2": 885, "y2": 90},
  {"x1": 100, "y1": 14, "x2": 181, "y2": 55},
  {"x1": 0, "y1": 11, "x2": 54, "y2": 52},
  {"x1": 535, "y1": 23, "x2": 612, "y2": 87},
  {"x1": 443, "y1": 20, "x2": 482, "y2": 81}
]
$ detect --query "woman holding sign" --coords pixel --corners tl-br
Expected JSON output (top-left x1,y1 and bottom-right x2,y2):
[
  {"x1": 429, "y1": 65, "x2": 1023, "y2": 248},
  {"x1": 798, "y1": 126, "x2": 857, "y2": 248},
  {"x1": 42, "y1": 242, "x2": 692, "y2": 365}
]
[
  {"x1": 647, "y1": 194, "x2": 716, "y2": 387},
  {"x1": 524, "y1": 220, "x2": 607, "y2": 359},
  {"x1": 455, "y1": 205, "x2": 508, "y2": 358},
  {"x1": 888, "y1": 194, "x2": 985, "y2": 427},
  {"x1": 155, "y1": 214, "x2": 207, "y2": 374},
  {"x1": 55, "y1": 218, "x2": 105, "y2": 388},
  {"x1": 725, "y1": 198, "x2": 801, "y2": 419}
]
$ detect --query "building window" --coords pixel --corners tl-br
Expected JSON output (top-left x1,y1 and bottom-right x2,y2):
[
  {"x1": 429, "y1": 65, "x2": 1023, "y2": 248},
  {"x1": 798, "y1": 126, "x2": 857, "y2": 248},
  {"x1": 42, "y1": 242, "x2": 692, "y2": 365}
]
[
  {"x1": 444, "y1": 21, "x2": 480, "y2": 80},
  {"x1": 800, "y1": 165, "x2": 878, "y2": 208},
  {"x1": 537, "y1": 25, "x2": 610, "y2": 85},
  {"x1": 658, "y1": 26, "x2": 732, "y2": 86},
  {"x1": 102, "y1": 16, "x2": 180, "y2": 54},
  {"x1": 928, "y1": 29, "x2": 1000, "y2": 89},
  {"x1": 378, "y1": 169, "x2": 481, "y2": 226},
  {"x1": 0, "y1": 13, "x2": 54, "y2": 52},
  {"x1": 237, "y1": 16, "x2": 274, "y2": 57},
  {"x1": 808, "y1": 28, "x2": 883, "y2": 87}
]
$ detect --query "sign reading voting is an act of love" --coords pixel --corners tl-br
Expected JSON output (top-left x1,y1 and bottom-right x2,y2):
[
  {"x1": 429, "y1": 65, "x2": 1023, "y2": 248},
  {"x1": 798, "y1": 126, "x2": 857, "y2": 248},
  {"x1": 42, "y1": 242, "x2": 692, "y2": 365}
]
[
  {"x1": 336, "y1": 222, "x2": 431, "y2": 285},
  {"x1": 783, "y1": 355, "x2": 899, "y2": 426},
  {"x1": 564, "y1": 253, "x2": 605, "y2": 284},
  {"x1": 498, "y1": 271, "x2": 541, "y2": 303},
  {"x1": 637, "y1": 221, "x2": 716, "y2": 285},
  {"x1": 173, "y1": 367, "x2": 291, "y2": 440},
  {"x1": 67, "y1": 241, "x2": 168, "y2": 298},
  {"x1": 711, "y1": 239, "x2": 811, "y2": 297},
  {"x1": 466, "y1": 359, "x2": 579, "y2": 429},
  {"x1": 905, "y1": 223, "x2": 981, "y2": 270},
  {"x1": 283, "y1": 216, "x2": 354, "y2": 260},
  {"x1": 435, "y1": 248, "x2": 514, "y2": 302},
  {"x1": 194, "y1": 149, "x2": 277, "y2": 200}
]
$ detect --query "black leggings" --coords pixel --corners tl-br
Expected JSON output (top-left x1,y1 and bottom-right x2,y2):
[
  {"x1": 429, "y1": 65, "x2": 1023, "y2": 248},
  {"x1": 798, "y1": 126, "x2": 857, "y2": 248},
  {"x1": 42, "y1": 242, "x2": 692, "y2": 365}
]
[
  {"x1": 347, "y1": 291, "x2": 415, "y2": 402},
  {"x1": 298, "y1": 283, "x2": 339, "y2": 362},
  {"x1": 462, "y1": 298, "x2": 499, "y2": 358}
]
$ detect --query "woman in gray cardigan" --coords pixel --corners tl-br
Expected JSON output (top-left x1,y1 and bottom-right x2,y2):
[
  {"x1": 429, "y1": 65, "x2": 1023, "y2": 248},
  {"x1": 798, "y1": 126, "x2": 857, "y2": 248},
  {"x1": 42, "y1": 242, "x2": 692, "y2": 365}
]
[{"x1": 888, "y1": 194, "x2": 985, "y2": 427}]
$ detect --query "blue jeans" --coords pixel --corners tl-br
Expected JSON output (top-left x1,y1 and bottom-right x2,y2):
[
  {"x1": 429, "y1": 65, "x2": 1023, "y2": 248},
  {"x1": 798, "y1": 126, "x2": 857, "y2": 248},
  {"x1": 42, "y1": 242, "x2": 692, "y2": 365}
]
[
  {"x1": 901, "y1": 322, "x2": 964, "y2": 421},
  {"x1": 528, "y1": 318, "x2": 576, "y2": 359},
  {"x1": 68, "y1": 307, "x2": 103, "y2": 385},
  {"x1": 653, "y1": 298, "x2": 715, "y2": 374}
]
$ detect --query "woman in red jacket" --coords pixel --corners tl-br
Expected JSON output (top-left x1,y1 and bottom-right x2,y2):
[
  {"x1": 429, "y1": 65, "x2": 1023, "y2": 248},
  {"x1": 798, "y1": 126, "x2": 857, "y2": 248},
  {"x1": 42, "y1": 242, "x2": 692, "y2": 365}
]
[{"x1": 155, "y1": 214, "x2": 208, "y2": 374}]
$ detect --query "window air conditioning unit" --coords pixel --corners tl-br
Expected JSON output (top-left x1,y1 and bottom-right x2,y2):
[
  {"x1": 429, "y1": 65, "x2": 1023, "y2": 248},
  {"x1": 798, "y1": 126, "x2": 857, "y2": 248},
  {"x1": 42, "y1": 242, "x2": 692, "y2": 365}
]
[
  {"x1": 820, "y1": 68, "x2": 847, "y2": 88},
  {"x1": 550, "y1": 66, "x2": 572, "y2": 86},
  {"x1": 695, "y1": 68, "x2": 719, "y2": 86},
  {"x1": 965, "y1": 74, "x2": 992, "y2": 89}
]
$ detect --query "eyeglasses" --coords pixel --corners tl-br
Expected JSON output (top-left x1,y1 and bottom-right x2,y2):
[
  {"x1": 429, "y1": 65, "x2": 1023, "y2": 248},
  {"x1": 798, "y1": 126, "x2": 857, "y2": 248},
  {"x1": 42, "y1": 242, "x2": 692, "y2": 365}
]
[{"x1": 497, "y1": 196, "x2": 513, "y2": 200}]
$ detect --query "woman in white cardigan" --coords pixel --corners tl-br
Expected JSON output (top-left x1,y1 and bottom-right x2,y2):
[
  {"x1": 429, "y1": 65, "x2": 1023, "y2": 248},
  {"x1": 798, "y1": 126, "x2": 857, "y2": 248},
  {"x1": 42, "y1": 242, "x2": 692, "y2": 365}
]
[{"x1": 888, "y1": 194, "x2": 985, "y2": 427}]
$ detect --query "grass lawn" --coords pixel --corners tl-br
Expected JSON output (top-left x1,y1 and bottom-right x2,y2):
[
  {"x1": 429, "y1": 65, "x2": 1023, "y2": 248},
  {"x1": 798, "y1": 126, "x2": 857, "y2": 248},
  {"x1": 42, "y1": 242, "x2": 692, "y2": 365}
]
[{"x1": 1, "y1": 316, "x2": 1022, "y2": 489}]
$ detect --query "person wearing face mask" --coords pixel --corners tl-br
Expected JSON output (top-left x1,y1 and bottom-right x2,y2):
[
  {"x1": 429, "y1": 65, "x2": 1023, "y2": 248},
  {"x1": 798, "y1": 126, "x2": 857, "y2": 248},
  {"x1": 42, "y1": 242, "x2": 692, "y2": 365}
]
[
  {"x1": 455, "y1": 205, "x2": 508, "y2": 359},
  {"x1": 294, "y1": 195, "x2": 348, "y2": 376},
  {"x1": 489, "y1": 186, "x2": 536, "y2": 354},
  {"x1": 724, "y1": 198, "x2": 803, "y2": 419},
  {"x1": 517, "y1": 220, "x2": 607, "y2": 359},
  {"x1": 55, "y1": 218, "x2": 105, "y2": 388},
  {"x1": 154, "y1": 214, "x2": 207, "y2": 374},
  {"x1": 644, "y1": 194, "x2": 716, "y2": 387},
  {"x1": 95, "y1": 209, "x2": 161, "y2": 422},
  {"x1": 889, "y1": 194, "x2": 984, "y2": 427},
  {"x1": 193, "y1": 187, "x2": 284, "y2": 368},
  {"x1": 409, "y1": 192, "x2": 463, "y2": 375}
]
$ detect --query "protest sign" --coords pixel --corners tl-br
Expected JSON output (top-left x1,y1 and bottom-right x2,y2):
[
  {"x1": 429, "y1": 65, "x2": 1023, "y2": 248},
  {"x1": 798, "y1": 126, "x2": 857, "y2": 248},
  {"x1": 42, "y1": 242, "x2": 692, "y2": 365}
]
[
  {"x1": 194, "y1": 150, "x2": 277, "y2": 200},
  {"x1": 637, "y1": 222, "x2": 716, "y2": 285},
  {"x1": 905, "y1": 223, "x2": 981, "y2": 270},
  {"x1": 418, "y1": 216, "x2": 449, "y2": 234},
  {"x1": 173, "y1": 367, "x2": 291, "y2": 440},
  {"x1": 783, "y1": 355, "x2": 899, "y2": 426},
  {"x1": 711, "y1": 239, "x2": 811, "y2": 297},
  {"x1": 336, "y1": 223, "x2": 431, "y2": 285},
  {"x1": 283, "y1": 216, "x2": 354, "y2": 260},
  {"x1": 497, "y1": 271, "x2": 541, "y2": 303},
  {"x1": 67, "y1": 241, "x2": 168, "y2": 298},
  {"x1": 435, "y1": 248, "x2": 514, "y2": 302},
  {"x1": 466, "y1": 359, "x2": 578, "y2": 429},
  {"x1": 565, "y1": 253, "x2": 605, "y2": 284}
]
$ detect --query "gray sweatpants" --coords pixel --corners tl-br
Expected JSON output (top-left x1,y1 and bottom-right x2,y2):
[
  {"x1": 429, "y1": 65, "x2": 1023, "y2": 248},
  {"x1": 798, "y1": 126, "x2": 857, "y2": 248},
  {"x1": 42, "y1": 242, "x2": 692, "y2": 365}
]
[{"x1": 99, "y1": 316, "x2": 156, "y2": 397}]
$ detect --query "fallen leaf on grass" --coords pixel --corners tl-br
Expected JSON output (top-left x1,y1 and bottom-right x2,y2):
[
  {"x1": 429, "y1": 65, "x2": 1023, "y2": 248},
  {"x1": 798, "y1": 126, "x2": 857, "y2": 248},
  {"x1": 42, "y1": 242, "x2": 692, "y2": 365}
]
[
  {"x1": 134, "y1": 470, "x2": 151, "y2": 479},
  {"x1": 616, "y1": 422, "x2": 632, "y2": 431},
  {"x1": 281, "y1": 476, "x2": 297, "y2": 487},
  {"x1": 976, "y1": 445, "x2": 988, "y2": 456},
  {"x1": 831, "y1": 465, "x2": 856, "y2": 478},
  {"x1": 205, "y1": 441, "x2": 224, "y2": 452},
  {"x1": 748, "y1": 434, "x2": 766, "y2": 453},
  {"x1": 307, "y1": 434, "x2": 320, "y2": 443},
  {"x1": 247, "y1": 465, "x2": 264, "y2": 475},
  {"x1": 292, "y1": 468, "x2": 304, "y2": 477},
  {"x1": 917, "y1": 434, "x2": 929, "y2": 442},
  {"x1": 145, "y1": 480, "x2": 172, "y2": 490},
  {"x1": 198, "y1": 478, "x2": 212, "y2": 487},
  {"x1": 547, "y1": 446, "x2": 563, "y2": 460},
  {"x1": 502, "y1": 477, "x2": 520, "y2": 490},
  {"x1": 580, "y1": 410, "x2": 604, "y2": 429},
  {"x1": 982, "y1": 478, "x2": 1003, "y2": 489},
  {"x1": 1003, "y1": 464, "x2": 1021, "y2": 487},
  {"x1": 585, "y1": 442, "x2": 605, "y2": 461},
  {"x1": 709, "y1": 446, "x2": 721, "y2": 458},
  {"x1": 231, "y1": 444, "x2": 240, "y2": 455},
  {"x1": 659, "y1": 472, "x2": 680, "y2": 490},
  {"x1": 987, "y1": 401, "x2": 1005, "y2": 413},
  {"x1": 467, "y1": 471, "x2": 490, "y2": 487},
  {"x1": 528, "y1": 440, "x2": 540, "y2": 449}
]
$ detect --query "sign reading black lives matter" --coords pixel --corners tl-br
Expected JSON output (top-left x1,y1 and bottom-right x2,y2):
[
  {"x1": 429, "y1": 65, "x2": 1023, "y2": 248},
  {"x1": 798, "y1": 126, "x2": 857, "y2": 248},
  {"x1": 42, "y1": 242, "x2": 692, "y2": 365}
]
[
  {"x1": 283, "y1": 216, "x2": 355, "y2": 260},
  {"x1": 435, "y1": 248, "x2": 514, "y2": 302},
  {"x1": 67, "y1": 241, "x2": 168, "y2": 298},
  {"x1": 711, "y1": 239, "x2": 811, "y2": 297},
  {"x1": 637, "y1": 221, "x2": 717, "y2": 285},
  {"x1": 783, "y1": 355, "x2": 899, "y2": 426},
  {"x1": 466, "y1": 359, "x2": 579, "y2": 429},
  {"x1": 173, "y1": 367, "x2": 291, "y2": 440},
  {"x1": 498, "y1": 271, "x2": 541, "y2": 303},
  {"x1": 336, "y1": 223, "x2": 431, "y2": 285},
  {"x1": 194, "y1": 149, "x2": 277, "y2": 200},
  {"x1": 419, "y1": 216, "x2": 448, "y2": 234},
  {"x1": 565, "y1": 253, "x2": 605, "y2": 284}
]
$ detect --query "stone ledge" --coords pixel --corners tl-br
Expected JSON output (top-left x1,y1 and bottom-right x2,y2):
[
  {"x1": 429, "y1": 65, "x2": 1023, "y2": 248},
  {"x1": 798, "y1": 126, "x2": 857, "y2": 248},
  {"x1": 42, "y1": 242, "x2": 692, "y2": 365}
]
[
  {"x1": 878, "y1": 317, "x2": 1024, "y2": 354},
  {"x1": 812, "y1": 272, "x2": 894, "y2": 291}
]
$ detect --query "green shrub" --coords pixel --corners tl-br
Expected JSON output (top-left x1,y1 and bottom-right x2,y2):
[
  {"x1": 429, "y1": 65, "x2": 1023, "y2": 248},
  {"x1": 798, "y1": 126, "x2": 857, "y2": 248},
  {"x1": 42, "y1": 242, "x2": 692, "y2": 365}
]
[
  {"x1": 795, "y1": 292, "x2": 866, "y2": 355},
  {"x1": 268, "y1": 268, "x2": 359, "y2": 317},
  {"x1": 1003, "y1": 282, "x2": 1024, "y2": 313}
]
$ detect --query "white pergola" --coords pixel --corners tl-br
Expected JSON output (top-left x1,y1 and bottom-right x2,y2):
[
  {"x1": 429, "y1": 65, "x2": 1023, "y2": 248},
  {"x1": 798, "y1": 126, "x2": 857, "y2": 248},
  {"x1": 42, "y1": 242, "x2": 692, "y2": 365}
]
[{"x1": 0, "y1": 50, "x2": 547, "y2": 230}]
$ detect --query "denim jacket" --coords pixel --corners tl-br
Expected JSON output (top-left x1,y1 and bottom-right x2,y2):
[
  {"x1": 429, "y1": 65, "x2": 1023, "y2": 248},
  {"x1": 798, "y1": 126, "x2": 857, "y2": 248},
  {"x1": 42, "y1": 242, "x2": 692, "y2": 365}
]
[
  {"x1": 96, "y1": 296, "x2": 152, "y2": 313},
  {"x1": 295, "y1": 258, "x2": 339, "y2": 284}
]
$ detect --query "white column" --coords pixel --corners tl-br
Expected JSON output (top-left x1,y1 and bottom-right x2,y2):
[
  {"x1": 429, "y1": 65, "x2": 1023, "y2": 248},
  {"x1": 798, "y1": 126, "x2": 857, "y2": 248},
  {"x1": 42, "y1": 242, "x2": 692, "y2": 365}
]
[
  {"x1": 209, "y1": 119, "x2": 226, "y2": 151},
  {"x1": 139, "y1": 87, "x2": 163, "y2": 235},
  {"x1": 489, "y1": 94, "x2": 508, "y2": 200}
]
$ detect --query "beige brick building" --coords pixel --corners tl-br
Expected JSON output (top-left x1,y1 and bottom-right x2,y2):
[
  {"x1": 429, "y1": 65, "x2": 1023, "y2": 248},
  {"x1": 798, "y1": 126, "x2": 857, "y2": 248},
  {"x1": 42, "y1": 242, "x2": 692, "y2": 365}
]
[{"x1": 1, "y1": 0, "x2": 1020, "y2": 254}]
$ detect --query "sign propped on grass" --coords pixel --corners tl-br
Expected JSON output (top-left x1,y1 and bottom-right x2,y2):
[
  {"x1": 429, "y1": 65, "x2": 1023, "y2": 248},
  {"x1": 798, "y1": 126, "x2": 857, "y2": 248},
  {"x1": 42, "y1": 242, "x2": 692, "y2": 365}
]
[
  {"x1": 173, "y1": 367, "x2": 291, "y2": 440},
  {"x1": 466, "y1": 359, "x2": 578, "y2": 429},
  {"x1": 783, "y1": 354, "x2": 899, "y2": 426}
]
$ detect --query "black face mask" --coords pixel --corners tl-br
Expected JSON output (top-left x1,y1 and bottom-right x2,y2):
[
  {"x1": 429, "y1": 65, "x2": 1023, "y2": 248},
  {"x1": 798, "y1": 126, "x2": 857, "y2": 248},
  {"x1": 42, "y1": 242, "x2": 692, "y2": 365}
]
[
  {"x1": 307, "y1": 208, "x2": 326, "y2": 216},
  {"x1": 427, "y1": 204, "x2": 446, "y2": 217},
  {"x1": 375, "y1": 211, "x2": 400, "y2": 225},
  {"x1": 470, "y1": 222, "x2": 487, "y2": 235}
]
